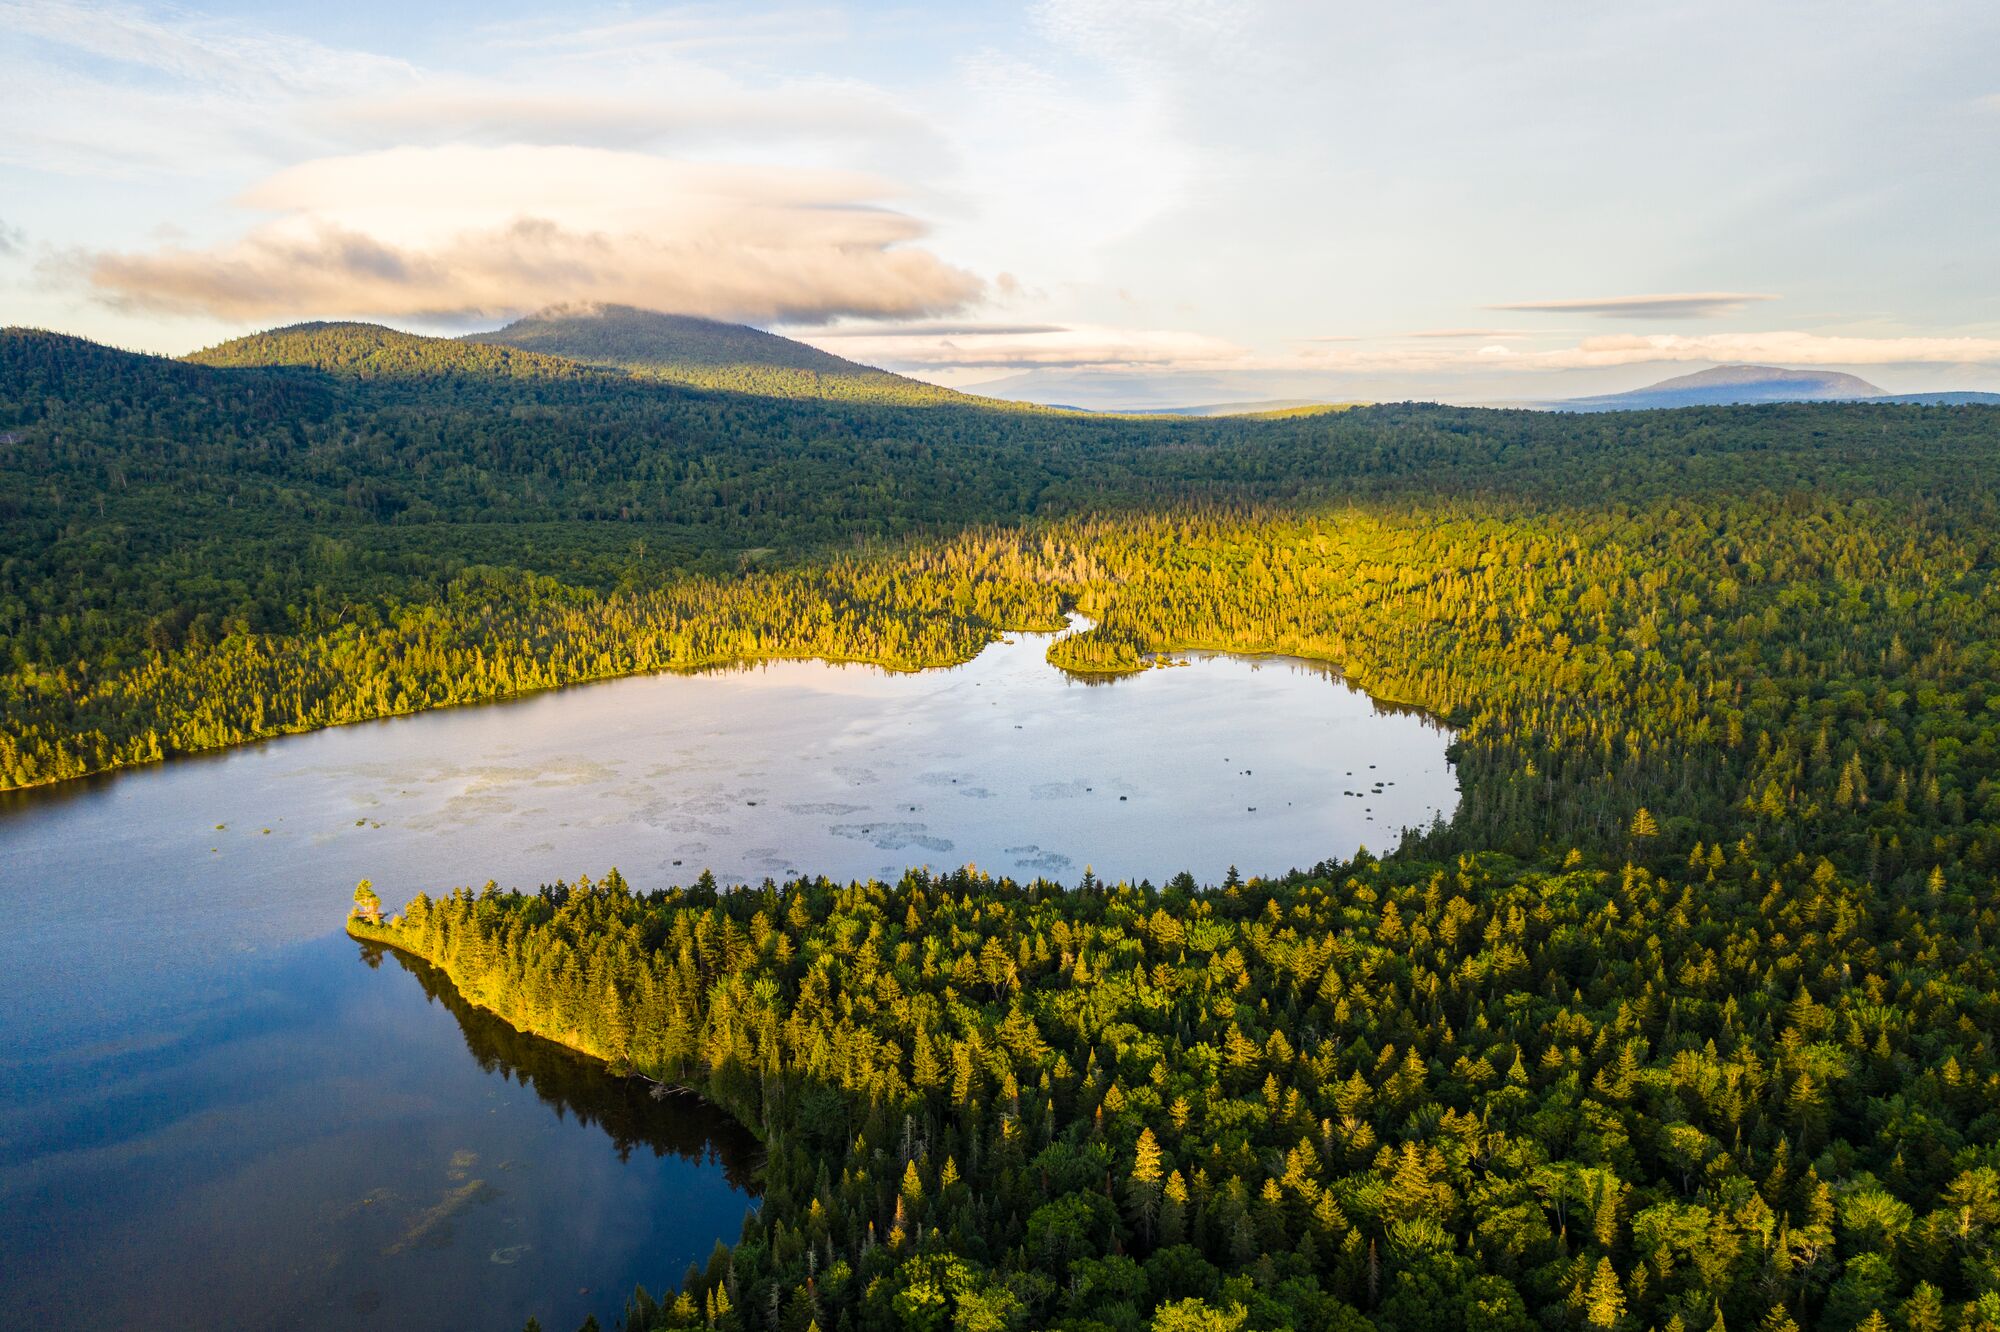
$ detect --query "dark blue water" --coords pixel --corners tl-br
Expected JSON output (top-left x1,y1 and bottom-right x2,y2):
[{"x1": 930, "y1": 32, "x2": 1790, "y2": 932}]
[
  {"x1": 0, "y1": 627, "x2": 1452, "y2": 1329},
  {"x1": 0, "y1": 929, "x2": 757, "y2": 1330}
]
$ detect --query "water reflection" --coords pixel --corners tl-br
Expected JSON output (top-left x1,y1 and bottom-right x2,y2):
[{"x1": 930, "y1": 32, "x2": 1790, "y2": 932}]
[
  {"x1": 369, "y1": 941, "x2": 762, "y2": 1190},
  {"x1": 0, "y1": 626, "x2": 1454, "y2": 1330},
  {"x1": 0, "y1": 930, "x2": 761, "y2": 1332}
]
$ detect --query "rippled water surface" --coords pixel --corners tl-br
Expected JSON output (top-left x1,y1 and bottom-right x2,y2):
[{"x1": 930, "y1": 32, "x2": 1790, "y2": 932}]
[{"x1": 0, "y1": 626, "x2": 1454, "y2": 1329}]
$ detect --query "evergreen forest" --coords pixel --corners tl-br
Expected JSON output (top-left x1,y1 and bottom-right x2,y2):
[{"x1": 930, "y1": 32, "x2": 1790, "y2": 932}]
[{"x1": 8, "y1": 313, "x2": 2000, "y2": 1331}]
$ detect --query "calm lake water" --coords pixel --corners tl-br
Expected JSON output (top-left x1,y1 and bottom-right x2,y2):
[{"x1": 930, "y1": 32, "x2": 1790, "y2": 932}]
[{"x1": 0, "y1": 626, "x2": 1455, "y2": 1330}]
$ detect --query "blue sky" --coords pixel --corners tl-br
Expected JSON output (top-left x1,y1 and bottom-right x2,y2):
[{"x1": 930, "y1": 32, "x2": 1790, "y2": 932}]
[{"x1": 5, "y1": 0, "x2": 2000, "y2": 402}]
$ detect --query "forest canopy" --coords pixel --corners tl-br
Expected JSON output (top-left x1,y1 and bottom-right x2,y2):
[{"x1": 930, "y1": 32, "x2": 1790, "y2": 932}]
[{"x1": 8, "y1": 316, "x2": 2000, "y2": 1330}]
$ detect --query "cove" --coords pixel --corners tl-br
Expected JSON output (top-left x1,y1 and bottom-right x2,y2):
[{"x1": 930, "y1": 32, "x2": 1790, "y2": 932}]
[{"x1": 0, "y1": 626, "x2": 1454, "y2": 1330}]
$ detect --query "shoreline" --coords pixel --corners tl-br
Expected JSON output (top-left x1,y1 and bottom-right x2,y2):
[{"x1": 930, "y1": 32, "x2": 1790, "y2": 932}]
[
  {"x1": 0, "y1": 618, "x2": 1070, "y2": 798},
  {"x1": 5, "y1": 618, "x2": 1447, "y2": 801},
  {"x1": 347, "y1": 918, "x2": 773, "y2": 1156}
]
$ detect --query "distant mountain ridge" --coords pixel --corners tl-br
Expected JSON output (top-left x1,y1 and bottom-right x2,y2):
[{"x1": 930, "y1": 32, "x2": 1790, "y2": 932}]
[
  {"x1": 473, "y1": 305, "x2": 861, "y2": 375},
  {"x1": 1554, "y1": 365, "x2": 1885, "y2": 411},
  {"x1": 466, "y1": 304, "x2": 1039, "y2": 409},
  {"x1": 1877, "y1": 390, "x2": 2000, "y2": 406},
  {"x1": 1545, "y1": 364, "x2": 2000, "y2": 411},
  {"x1": 963, "y1": 368, "x2": 1289, "y2": 412},
  {"x1": 1150, "y1": 399, "x2": 1323, "y2": 417},
  {"x1": 165, "y1": 325, "x2": 2000, "y2": 416},
  {"x1": 1152, "y1": 399, "x2": 1367, "y2": 419}
]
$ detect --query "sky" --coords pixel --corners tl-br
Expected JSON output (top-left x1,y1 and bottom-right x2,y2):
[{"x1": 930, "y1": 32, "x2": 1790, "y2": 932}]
[{"x1": 4, "y1": 0, "x2": 2000, "y2": 404}]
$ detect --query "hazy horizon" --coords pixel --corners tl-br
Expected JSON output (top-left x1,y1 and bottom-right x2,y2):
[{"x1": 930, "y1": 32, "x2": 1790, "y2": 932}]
[{"x1": 6, "y1": 0, "x2": 1999, "y2": 403}]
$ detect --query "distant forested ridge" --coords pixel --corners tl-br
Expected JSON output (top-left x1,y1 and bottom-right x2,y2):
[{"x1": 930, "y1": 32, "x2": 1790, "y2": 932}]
[{"x1": 5, "y1": 318, "x2": 1997, "y2": 799}]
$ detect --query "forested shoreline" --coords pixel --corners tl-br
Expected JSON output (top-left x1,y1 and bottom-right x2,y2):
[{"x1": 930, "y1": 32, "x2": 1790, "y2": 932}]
[
  {"x1": 352, "y1": 834, "x2": 2000, "y2": 1332},
  {"x1": 335, "y1": 400, "x2": 2000, "y2": 1329},
  {"x1": 6, "y1": 321, "x2": 1999, "y2": 796},
  {"x1": 11, "y1": 316, "x2": 2000, "y2": 1329}
]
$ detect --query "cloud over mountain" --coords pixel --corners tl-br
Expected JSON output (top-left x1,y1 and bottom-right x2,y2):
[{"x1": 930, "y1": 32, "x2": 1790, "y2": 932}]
[{"x1": 76, "y1": 146, "x2": 982, "y2": 324}]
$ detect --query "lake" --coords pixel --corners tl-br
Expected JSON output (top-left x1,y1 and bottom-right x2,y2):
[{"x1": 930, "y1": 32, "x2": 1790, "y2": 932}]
[{"x1": 0, "y1": 626, "x2": 1455, "y2": 1330}]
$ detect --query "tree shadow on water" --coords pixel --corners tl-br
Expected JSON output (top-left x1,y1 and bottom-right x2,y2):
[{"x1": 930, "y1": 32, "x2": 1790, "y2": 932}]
[{"x1": 358, "y1": 941, "x2": 764, "y2": 1194}]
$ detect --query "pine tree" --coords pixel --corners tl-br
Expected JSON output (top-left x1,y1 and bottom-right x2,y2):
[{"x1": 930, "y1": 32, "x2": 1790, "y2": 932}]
[
  {"x1": 1583, "y1": 1257, "x2": 1625, "y2": 1329},
  {"x1": 1161, "y1": 1169, "x2": 1189, "y2": 1245},
  {"x1": 1127, "y1": 1126, "x2": 1166, "y2": 1243},
  {"x1": 1757, "y1": 1305, "x2": 1799, "y2": 1332}
]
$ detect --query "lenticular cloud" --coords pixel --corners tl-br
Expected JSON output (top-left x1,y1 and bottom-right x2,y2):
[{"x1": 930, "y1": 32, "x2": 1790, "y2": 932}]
[{"x1": 79, "y1": 145, "x2": 983, "y2": 325}]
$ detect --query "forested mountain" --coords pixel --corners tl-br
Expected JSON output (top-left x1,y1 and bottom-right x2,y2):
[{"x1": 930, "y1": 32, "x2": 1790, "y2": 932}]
[
  {"x1": 471, "y1": 304, "x2": 870, "y2": 377},
  {"x1": 189, "y1": 320, "x2": 604, "y2": 382},
  {"x1": 467, "y1": 304, "x2": 1021, "y2": 408}
]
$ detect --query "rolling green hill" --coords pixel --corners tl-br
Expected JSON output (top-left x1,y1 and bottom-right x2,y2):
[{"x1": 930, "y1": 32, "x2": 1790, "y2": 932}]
[{"x1": 189, "y1": 320, "x2": 601, "y2": 382}]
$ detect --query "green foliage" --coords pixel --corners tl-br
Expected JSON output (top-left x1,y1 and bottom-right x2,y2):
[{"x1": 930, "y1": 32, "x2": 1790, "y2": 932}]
[
  {"x1": 188, "y1": 321, "x2": 600, "y2": 382},
  {"x1": 11, "y1": 315, "x2": 2000, "y2": 1329},
  {"x1": 369, "y1": 832, "x2": 2000, "y2": 1332},
  {"x1": 9, "y1": 320, "x2": 2000, "y2": 806}
]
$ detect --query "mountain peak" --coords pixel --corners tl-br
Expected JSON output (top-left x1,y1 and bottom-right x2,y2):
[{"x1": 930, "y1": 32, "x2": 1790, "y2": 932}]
[
  {"x1": 478, "y1": 305, "x2": 866, "y2": 376},
  {"x1": 467, "y1": 304, "x2": 1021, "y2": 408},
  {"x1": 1555, "y1": 364, "x2": 1886, "y2": 411},
  {"x1": 1643, "y1": 364, "x2": 1885, "y2": 396}
]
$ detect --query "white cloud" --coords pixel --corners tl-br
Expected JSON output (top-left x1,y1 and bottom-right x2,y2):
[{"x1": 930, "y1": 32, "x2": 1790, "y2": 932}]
[
  {"x1": 0, "y1": 0, "x2": 408, "y2": 178},
  {"x1": 1298, "y1": 330, "x2": 2000, "y2": 375},
  {"x1": 920, "y1": 2, "x2": 1229, "y2": 305},
  {"x1": 944, "y1": 50, "x2": 1190, "y2": 251},
  {"x1": 1402, "y1": 327, "x2": 1551, "y2": 340},
  {"x1": 1028, "y1": 0, "x2": 1253, "y2": 74},
  {"x1": 1, "y1": 0, "x2": 931, "y2": 181},
  {"x1": 1489, "y1": 293, "x2": 1780, "y2": 319},
  {"x1": 798, "y1": 321, "x2": 1248, "y2": 371},
  {"x1": 75, "y1": 146, "x2": 981, "y2": 323},
  {"x1": 481, "y1": 6, "x2": 851, "y2": 59}
]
